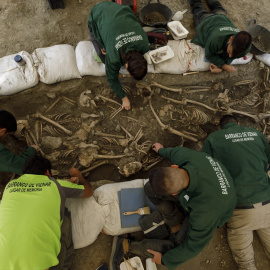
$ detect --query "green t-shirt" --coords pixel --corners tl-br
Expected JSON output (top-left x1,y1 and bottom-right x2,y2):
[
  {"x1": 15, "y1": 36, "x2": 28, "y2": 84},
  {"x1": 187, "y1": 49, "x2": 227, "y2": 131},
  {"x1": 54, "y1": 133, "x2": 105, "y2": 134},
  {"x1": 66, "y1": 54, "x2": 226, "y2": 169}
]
[
  {"x1": 88, "y1": 2, "x2": 149, "y2": 99},
  {"x1": 191, "y1": 15, "x2": 251, "y2": 67},
  {"x1": 202, "y1": 122, "x2": 270, "y2": 207},
  {"x1": 0, "y1": 144, "x2": 36, "y2": 174},
  {"x1": 158, "y1": 147, "x2": 236, "y2": 270},
  {"x1": 0, "y1": 174, "x2": 84, "y2": 270}
]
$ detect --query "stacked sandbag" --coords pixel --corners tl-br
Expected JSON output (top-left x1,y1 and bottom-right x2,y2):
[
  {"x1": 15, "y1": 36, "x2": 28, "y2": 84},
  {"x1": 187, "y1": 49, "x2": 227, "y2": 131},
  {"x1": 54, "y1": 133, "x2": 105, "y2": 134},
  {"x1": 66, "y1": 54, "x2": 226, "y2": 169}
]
[
  {"x1": 75, "y1": 41, "x2": 106, "y2": 77},
  {"x1": 0, "y1": 51, "x2": 39, "y2": 95},
  {"x1": 65, "y1": 179, "x2": 148, "y2": 249},
  {"x1": 31, "y1": 44, "x2": 81, "y2": 84},
  {"x1": 255, "y1": 53, "x2": 270, "y2": 66}
]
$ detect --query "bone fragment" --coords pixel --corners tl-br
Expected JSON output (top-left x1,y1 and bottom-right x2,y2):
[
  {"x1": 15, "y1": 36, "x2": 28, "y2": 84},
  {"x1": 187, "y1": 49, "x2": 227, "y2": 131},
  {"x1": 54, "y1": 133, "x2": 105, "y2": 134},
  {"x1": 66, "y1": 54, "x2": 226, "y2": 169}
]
[
  {"x1": 46, "y1": 97, "x2": 61, "y2": 113},
  {"x1": 94, "y1": 131, "x2": 125, "y2": 139},
  {"x1": 34, "y1": 113, "x2": 72, "y2": 135},
  {"x1": 161, "y1": 95, "x2": 217, "y2": 112},
  {"x1": 81, "y1": 160, "x2": 109, "y2": 175},
  {"x1": 183, "y1": 71, "x2": 199, "y2": 76},
  {"x1": 110, "y1": 106, "x2": 124, "y2": 119},
  {"x1": 121, "y1": 116, "x2": 138, "y2": 122},
  {"x1": 97, "y1": 95, "x2": 122, "y2": 106},
  {"x1": 149, "y1": 99, "x2": 198, "y2": 142},
  {"x1": 150, "y1": 81, "x2": 182, "y2": 93}
]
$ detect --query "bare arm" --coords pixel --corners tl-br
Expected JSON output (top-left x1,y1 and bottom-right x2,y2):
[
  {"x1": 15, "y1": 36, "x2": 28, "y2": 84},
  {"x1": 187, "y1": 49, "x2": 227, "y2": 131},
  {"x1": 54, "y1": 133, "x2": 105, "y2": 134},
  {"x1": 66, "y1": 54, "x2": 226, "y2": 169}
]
[{"x1": 69, "y1": 168, "x2": 94, "y2": 198}]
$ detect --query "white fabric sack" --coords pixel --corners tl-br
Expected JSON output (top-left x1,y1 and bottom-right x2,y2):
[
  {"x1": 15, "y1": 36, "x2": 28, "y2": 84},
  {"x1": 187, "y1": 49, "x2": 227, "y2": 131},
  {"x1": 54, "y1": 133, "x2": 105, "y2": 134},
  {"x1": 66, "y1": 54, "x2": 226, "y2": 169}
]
[
  {"x1": 152, "y1": 40, "x2": 210, "y2": 74},
  {"x1": 65, "y1": 196, "x2": 105, "y2": 249},
  {"x1": 255, "y1": 53, "x2": 270, "y2": 66},
  {"x1": 75, "y1": 41, "x2": 106, "y2": 77},
  {"x1": 0, "y1": 51, "x2": 38, "y2": 95},
  {"x1": 32, "y1": 44, "x2": 81, "y2": 84},
  {"x1": 94, "y1": 179, "x2": 148, "y2": 236},
  {"x1": 231, "y1": 53, "x2": 253, "y2": 65}
]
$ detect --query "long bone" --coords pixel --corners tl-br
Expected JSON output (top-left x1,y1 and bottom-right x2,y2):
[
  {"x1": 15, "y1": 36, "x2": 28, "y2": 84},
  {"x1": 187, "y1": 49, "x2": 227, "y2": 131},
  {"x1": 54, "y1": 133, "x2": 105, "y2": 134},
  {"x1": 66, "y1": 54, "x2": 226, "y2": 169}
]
[
  {"x1": 34, "y1": 113, "x2": 72, "y2": 135},
  {"x1": 94, "y1": 131, "x2": 125, "y2": 139},
  {"x1": 161, "y1": 95, "x2": 217, "y2": 112},
  {"x1": 149, "y1": 99, "x2": 198, "y2": 142}
]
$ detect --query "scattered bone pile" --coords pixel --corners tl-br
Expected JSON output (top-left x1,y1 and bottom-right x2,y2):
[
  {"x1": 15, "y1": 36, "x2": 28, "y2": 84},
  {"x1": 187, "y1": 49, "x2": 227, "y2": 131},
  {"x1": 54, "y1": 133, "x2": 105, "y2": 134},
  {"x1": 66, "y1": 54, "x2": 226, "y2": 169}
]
[{"x1": 14, "y1": 67, "x2": 270, "y2": 179}]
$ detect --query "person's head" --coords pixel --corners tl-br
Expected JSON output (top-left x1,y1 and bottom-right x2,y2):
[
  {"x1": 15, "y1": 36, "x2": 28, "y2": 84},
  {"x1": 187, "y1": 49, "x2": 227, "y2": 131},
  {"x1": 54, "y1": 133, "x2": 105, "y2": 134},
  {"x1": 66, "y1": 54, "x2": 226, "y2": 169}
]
[
  {"x1": 0, "y1": 110, "x2": 17, "y2": 138},
  {"x1": 219, "y1": 114, "x2": 238, "y2": 128},
  {"x1": 122, "y1": 49, "x2": 147, "y2": 80},
  {"x1": 23, "y1": 153, "x2": 52, "y2": 176},
  {"x1": 149, "y1": 167, "x2": 187, "y2": 195},
  {"x1": 227, "y1": 31, "x2": 252, "y2": 58}
]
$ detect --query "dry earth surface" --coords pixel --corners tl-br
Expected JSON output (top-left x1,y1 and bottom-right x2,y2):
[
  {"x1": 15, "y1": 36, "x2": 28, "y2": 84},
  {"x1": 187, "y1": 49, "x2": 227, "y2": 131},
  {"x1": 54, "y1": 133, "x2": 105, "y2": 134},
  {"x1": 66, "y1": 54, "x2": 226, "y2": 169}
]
[{"x1": 1, "y1": 0, "x2": 270, "y2": 269}]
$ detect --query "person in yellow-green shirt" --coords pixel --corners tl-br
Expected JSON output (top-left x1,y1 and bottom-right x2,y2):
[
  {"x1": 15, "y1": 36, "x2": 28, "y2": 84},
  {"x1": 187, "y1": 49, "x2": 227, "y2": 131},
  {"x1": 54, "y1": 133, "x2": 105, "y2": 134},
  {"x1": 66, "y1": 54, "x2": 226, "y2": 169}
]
[{"x1": 0, "y1": 153, "x2": 93, "y2": 270}]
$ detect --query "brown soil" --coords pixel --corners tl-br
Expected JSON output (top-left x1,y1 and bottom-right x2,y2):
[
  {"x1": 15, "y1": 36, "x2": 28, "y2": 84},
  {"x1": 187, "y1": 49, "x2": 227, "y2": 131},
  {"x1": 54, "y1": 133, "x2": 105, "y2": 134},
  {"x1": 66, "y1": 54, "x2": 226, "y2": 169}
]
[
  {"x1": 144, "y1": 11, "x2": 167, "y2": 24},
  {"x1": 1, "y1": 0, "x2": 270, "y2": 269}
]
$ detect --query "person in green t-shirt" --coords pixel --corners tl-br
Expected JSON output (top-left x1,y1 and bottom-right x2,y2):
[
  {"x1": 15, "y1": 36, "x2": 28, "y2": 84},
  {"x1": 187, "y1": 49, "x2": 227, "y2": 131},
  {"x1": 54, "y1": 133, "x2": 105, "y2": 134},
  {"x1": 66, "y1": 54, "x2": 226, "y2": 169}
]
[
  {"x1": 0, "y1": 110, "x2": 38, "y2": 174},
  {"x1": 88, "y1": 2, "x2": 149, "y2": 111},
  {"x1": 109, "y1": 144, "x2": 236, "y2": 270},
  {"x1": 0, "y1": 153, "x2": 93, "y2": 270},
  {"x1": 202, "y1": 115, "x2": 270, "y2": 270},
  {"x1": 189, "y1": 0, "x2": 252, "y2": 73}
]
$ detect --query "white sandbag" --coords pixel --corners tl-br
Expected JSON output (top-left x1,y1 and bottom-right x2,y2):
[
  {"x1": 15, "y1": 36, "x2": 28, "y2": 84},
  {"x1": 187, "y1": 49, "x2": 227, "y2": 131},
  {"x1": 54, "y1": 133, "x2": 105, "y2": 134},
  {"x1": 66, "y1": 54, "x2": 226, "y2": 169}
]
[
  {"x1": 188, "y1": 41, "x2": 210, "y2": 72},
  {"x1": 0, "y1": 51, "x2": 38, "y2": 95},
  {"x1": 231, "y1": 53, "x2": 253, "y2": 65},
  {"x1": 32, "y1": 44, "x2": 81, "y2": 84},
  {"x1": 255, "y1": 53, "x2": 270, "y2": 66},
  {"x1": 75, "y1": 41, "x2": 106, "y2": 77},
  {"x1": 65, "y1": 196, "x2": 105, "y2": 249},
  {"x1": 94, "y1": 179, "x2": 148, "y2": 236}
]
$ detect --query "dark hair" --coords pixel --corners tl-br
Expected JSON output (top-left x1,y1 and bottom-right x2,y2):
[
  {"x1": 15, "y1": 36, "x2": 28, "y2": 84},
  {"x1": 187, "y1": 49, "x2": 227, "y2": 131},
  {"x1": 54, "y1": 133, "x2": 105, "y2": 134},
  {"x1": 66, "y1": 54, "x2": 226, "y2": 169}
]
[
  {"x1": 122, "y1": 49, "x2": 147, "y2": 80},
  {"x1": 232, "y1": 31, "x2": 252, "y2": 57},
  {"x1": 149, "y1": 167, "x2": 181, "y2": 195},
  {"x1": 23, "y1": 153, "x2": 52, "y2": 175},
  {"x1": 219, "y1": 114, "x2": 238, "y2": 128},
  {"x1": 0, "y1": 110, "x2": 17, "y2": 132}
]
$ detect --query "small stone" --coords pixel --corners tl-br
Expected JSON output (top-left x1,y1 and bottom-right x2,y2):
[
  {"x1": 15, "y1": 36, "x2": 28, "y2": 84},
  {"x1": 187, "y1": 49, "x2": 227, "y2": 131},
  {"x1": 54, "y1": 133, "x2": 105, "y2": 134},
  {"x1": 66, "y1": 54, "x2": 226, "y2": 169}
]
[
  {"x1": 140, "y1": 107, "x2": 144, "y2": 111},
  {"x1": 115, "y1": 124, "x2": 121, "y2": 132},
  {"x1": 77, "y1": 22, "x2": 81, "y2": 25},
  {"x1": 206, "y1": 260, "x2": 210, "y2": 264},
  {"x1": 259, "y1": 62, "x2": 265, "y2": 69},
  {"x1": 47, "y1": 92, "x2": 56, "y2": 99},
  {"x1": 78, "y1": 0, "x2": 82, "y2": 3},
  {"x1": 41, "y1": 136, "x2": 62, "y2": 149}
]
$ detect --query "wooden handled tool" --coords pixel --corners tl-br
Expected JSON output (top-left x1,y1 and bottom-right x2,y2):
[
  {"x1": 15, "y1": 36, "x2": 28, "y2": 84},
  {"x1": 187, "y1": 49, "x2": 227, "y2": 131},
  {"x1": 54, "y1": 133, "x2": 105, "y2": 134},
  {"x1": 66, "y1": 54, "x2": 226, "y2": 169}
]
[{"x1": 123, "y1": 206, "x2": 151, "y2": 216}]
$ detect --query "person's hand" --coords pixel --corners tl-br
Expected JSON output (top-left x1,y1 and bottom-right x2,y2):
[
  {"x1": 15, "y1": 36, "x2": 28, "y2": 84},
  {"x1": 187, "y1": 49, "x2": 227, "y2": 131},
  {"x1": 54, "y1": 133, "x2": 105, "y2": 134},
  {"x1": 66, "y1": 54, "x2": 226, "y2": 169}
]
[
  {"x1": 210, "y1": 64, "x2": 223, "y2": 74},
  {"x1": 69, "y1": 168, "x2": 83, "y2": 180},
  {"x1": 152, "y1": 143, "x2": 164, "y2": 153},
  {"x1": 122, "y1": 96, "x2": 131, "y2": 110},
  {"x1": 101, "y1": 48, "x2": 106, "y2": 55},
  {"x1": 68, "y1": 176, "x2": 80, "y2": 184},
  {"x1": 30, "y1": 145, "x2": 39, "y2": 151},
  {"x1": 222, "y1": 64, "x2": 237, "y2": 73},
  {"x1": 147, "y1": 249, "x2": 162, "y2": 264}
]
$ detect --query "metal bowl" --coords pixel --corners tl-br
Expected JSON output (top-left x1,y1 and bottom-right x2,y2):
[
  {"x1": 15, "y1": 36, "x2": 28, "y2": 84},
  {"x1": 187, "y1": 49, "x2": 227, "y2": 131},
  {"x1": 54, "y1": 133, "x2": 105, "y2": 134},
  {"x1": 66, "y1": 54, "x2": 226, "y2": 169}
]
[{"x1": 246, "y1": 19, "x2": 270, "y2": 55}]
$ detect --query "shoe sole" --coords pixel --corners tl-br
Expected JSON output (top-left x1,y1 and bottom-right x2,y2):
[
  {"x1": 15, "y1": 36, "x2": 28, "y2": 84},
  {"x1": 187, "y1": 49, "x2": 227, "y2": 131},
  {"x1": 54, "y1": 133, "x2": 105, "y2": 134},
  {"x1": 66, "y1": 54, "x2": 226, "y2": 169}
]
[{"x1": 109, "y1": 236, "x2": 119, "y2": 270}]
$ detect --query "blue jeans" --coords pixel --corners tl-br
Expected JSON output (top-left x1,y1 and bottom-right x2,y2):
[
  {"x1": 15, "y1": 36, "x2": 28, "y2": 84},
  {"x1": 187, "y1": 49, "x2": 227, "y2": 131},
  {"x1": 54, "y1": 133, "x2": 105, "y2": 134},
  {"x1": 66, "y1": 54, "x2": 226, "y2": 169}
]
[{"x1": 189, "y1": 0, "x2": 227, "y2": 27}]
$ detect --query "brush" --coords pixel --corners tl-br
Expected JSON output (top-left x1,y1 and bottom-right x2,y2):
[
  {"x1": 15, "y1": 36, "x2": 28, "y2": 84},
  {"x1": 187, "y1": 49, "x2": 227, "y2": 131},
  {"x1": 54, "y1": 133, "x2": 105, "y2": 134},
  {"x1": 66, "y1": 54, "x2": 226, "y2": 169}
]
[{"x1": 123, "y1": 206, "x2": 151, "y2": 216}]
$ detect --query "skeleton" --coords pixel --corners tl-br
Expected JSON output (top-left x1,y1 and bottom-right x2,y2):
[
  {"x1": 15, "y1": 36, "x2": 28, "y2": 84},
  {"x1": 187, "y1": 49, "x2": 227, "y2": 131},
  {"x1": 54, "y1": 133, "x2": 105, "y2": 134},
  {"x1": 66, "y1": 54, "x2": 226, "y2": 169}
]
[
  {"x1": 149, "y1": 99, "x2": 198, "y2": 142},
  {"x1": 34, "y1": 113, "x2": 72, "y2": 136},
  {"x1": 78, "y1": 144, "x2": 132, "y2": 168},
  {"x1": 46, "y1": 96, "x2": 76, "y2": 113},
  {"x1": 16, "y1": 120, "x2": 45, "y2": 155},
  {"x1": 79, "y1": 90, "x2": 97, "y2": 108}
]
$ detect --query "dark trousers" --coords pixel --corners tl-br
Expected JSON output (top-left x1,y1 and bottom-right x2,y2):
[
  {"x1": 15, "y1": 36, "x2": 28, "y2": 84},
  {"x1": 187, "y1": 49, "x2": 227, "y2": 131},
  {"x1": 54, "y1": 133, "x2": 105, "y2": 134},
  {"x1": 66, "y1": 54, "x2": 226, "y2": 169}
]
[
  {"x1": 130, "y1": 182, "x2": 189, "y2": 258},
  {"x1": 88, "y1": 24, "x2": 106, "y2": 64},
  {"x1": 51, "y1": 209, "x2": 74, "y2": 270},
  {"x1": 189, "y1": 0, "x2": 227, "y2": 27}
]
